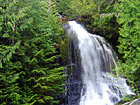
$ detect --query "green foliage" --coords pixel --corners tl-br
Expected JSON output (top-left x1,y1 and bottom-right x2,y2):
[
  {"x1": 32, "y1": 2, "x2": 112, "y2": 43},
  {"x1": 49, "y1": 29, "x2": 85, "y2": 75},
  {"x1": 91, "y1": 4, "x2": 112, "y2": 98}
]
[
  {"x1": 57, "y1": 0, "x2": 118, "y2": 19},
  {"x1": 116, "y1": 0, "x2": 140, "y2": 97},
  {"x1": 57, "y1": 0, "x2": 96, "y2": 18},
  {"x1": 0, "y1": 0, "x2": 65, "y2": 105},
  {"x1": 102, "y1": 0, "x2": 118, "y2": 13},
  {"x1": 70, "y1": 0, "x2": 96, "y2": 17},
  {"x1": 80, "y1": 13, "x2": 120, "y2": 52},
  {"x1": 60, "y1": 35, "x2": 69, "y2": 64},
  {"x1": 57, "y1": 0, "x2": 72, "y2": 17},
  {"x1": 92, "y1": 14, "x2": 119, "y2": 39},
  {"x1": 0, "y1": 41, "x2": 21, "y2": 68}
]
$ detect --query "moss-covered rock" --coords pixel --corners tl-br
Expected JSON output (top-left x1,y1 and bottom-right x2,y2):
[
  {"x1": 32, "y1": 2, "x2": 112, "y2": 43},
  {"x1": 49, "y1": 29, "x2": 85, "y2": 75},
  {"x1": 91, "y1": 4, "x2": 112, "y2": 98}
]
[{"x1": 60, "y1": 35, "x2": 69, "y2": 65}]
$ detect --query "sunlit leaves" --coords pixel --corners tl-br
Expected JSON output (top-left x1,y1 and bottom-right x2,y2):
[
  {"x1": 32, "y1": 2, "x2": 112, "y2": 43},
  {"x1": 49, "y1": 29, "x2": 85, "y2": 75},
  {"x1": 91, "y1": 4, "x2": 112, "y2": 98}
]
[
  {"x1": 3, "y1": 33, "x2": 10, "y2": 38},
  {"x1": 0, "y1": 41, "x2": 21, "y2": 68},
  {"x1": 57, "y1": 0, "x2": 96, "y2": 18},
  {"x1": 70, "y1": 0, "x2": 96, "y2": 17},
  {"x1": 116, "y1": 0, "x2": 140, "y2": 96},
  {"x1": 0, "y1": 0, "x2": 64, "y2": 105}
]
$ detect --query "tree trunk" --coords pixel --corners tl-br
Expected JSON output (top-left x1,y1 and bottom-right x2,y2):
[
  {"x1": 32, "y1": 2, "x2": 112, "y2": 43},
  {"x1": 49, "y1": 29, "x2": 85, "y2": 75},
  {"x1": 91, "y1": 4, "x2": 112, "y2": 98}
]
[{"x1": 97, "y1": 0, "x2": 100, "y2": 13}]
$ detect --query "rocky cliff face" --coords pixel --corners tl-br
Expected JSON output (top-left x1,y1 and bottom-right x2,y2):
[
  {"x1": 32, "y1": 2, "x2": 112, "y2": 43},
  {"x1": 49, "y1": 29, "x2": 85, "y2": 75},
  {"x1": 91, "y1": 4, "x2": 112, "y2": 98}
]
[{"x1": 59, "y1": 24, "x2": 82, "y2": 105}]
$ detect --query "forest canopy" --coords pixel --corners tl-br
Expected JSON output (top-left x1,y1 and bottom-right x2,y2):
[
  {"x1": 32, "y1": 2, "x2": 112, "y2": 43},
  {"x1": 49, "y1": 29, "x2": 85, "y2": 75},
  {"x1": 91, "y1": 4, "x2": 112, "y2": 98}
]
[{"x1": 0, "y1": 0, "x2": 140, "y2": 104}]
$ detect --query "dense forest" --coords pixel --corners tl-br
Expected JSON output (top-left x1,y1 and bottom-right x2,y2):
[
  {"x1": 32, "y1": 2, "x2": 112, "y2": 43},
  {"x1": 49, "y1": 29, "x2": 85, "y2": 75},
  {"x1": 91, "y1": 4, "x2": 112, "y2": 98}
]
[{"x1": 0, "y1": 0, "x2": 140, "y2": 105}]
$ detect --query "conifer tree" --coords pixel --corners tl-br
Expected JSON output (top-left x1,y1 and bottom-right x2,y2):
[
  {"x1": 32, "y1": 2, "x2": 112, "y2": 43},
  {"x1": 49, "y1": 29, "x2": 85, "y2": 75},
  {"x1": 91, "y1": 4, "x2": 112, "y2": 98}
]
[
  {"x1": 116, "y1": 0, "x2": 140, "y2": 95},
  {"x1": 57, "y1": 0, "x2": 96, "y2": 18},
  {"x1": 0, "y1": 0, "x2": 65, "y2": 104}
]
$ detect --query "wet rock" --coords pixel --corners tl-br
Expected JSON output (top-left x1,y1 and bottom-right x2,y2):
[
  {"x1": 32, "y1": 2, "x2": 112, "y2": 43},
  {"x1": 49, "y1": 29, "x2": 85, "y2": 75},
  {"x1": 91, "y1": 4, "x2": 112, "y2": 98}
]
[{"x1": 122, "y1": 99, "x2": 140, "y2": 105}]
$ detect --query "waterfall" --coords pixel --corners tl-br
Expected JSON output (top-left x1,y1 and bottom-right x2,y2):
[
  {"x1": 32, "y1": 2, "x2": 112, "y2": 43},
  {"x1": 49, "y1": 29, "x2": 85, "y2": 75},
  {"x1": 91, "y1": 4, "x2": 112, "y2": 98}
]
[{"x1": 67, "y1": 21, "x2": 134, "y2": 105}]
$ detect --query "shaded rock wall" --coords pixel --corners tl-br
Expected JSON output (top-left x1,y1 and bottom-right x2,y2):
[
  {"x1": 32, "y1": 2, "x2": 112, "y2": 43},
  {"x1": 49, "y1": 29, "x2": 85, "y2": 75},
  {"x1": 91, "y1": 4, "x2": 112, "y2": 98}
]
[{"x1": 59, "y1": 24, "x2": 82, "y2": 105}]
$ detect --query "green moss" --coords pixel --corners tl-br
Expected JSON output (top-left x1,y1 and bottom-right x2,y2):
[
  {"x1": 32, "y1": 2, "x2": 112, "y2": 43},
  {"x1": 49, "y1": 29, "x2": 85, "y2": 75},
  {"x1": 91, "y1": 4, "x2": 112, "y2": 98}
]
[{"x1": 60, "y1": 33, "x2": 69, "y2": 65}]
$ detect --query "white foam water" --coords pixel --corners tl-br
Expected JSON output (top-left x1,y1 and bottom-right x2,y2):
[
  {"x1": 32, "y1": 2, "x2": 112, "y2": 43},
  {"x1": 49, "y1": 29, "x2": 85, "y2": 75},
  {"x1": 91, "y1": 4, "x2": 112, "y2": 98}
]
[{"x1": 68, "y1": 21, "x2": 134, "y2": 105}]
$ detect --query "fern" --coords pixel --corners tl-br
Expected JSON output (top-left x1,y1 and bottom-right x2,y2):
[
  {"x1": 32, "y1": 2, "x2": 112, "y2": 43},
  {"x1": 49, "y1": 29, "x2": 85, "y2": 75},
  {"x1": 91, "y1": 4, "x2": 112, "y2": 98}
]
[
  {"x1": 0, "y1": 0, "x2": 65, "y2": 105},
  {"x1": 116, "y1": 0, "x2": 140, "y2": 96},
  {"x1": 0, "y1": 41, "x2": 21, "y2": 68}
]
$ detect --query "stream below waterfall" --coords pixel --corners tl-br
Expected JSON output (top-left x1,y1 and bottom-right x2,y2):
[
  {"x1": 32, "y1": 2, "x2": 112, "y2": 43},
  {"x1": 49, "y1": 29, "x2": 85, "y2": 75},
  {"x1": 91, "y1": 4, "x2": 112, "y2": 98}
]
[{"x1": 61, "y1": 21, "x2": 134, "y2": 105}]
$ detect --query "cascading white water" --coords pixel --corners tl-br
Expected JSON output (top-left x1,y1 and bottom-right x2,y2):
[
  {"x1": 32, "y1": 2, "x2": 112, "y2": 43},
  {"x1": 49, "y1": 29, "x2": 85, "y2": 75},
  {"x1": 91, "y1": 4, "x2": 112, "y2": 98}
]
[{"x1": 68, "y1": 21, "x2": 134, "y2": 105}]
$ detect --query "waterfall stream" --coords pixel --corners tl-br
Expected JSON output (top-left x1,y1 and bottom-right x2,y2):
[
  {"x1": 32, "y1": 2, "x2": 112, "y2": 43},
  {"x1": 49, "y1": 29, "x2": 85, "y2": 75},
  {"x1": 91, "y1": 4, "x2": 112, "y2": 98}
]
[{"x1": 63, "y1": 21, "x2": 134, "y2": 105}]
